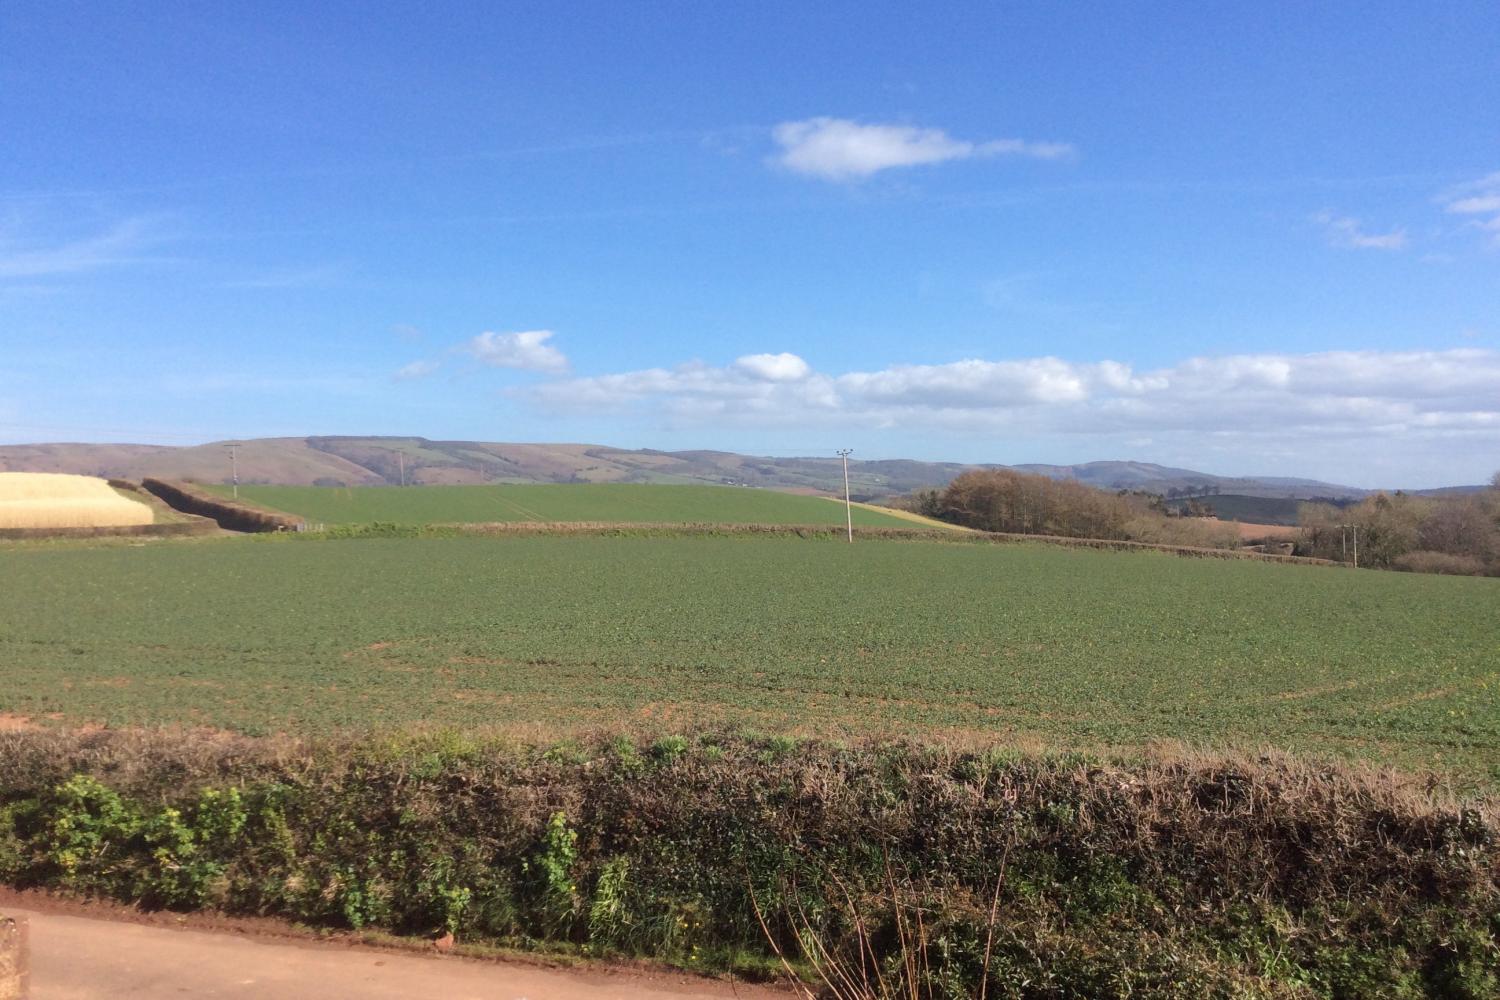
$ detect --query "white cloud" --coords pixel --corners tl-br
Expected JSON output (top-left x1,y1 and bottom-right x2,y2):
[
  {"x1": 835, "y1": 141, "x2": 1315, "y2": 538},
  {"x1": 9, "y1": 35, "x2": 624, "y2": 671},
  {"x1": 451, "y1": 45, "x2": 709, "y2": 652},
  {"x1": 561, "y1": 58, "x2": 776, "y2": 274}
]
[
  {"x1": 522, "y1": 348, "x2": 1500, "y2": 451},
  {"x1": 1448, "y1": 194, "x2": 1500, "y2": 215},
  {"x1": 0, "y1": 217, "x2": 158, "y2": 278},
  {"x1": 1443, "y1": 172, "x2": 1500, "y2": 245},
  {"x1": 771, "y1": 117, "x2": 1073, "y2": 181},
  {"x1": 466, "y1": 330, "x2": 569, "y2": 373},
  {"x1": 1313, "y1": 211, "x2": 1407, "y2": 250},
  {"x1": 394, "y1": 359, "x2": 439, "y2": 380},
  {"x1": 733, "y1": 352, "x2": 812, "y2": 381}
]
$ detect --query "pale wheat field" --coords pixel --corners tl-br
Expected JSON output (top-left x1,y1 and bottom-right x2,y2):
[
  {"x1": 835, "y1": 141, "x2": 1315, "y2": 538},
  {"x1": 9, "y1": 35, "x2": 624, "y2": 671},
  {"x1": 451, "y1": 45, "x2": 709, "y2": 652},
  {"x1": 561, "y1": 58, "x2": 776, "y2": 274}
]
[{"x1": 0, "y1": 472, "x2": 154, "y2": 529}]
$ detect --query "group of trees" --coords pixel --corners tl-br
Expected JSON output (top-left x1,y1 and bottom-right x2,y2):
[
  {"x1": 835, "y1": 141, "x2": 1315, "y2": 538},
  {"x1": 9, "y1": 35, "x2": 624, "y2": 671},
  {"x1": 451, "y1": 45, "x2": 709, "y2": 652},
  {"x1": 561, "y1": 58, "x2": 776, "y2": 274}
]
[
  {"x1": 1164, "y1": 483, "x2": 1221, "y2": 499},
  {"x1": 1298, "y1": 481, "x2": 1500, "y2": 575},
  {"x1": 906, "y1": 469, "x2": 1241, "y2": 548},
  {"x1": 901, "y1": 468, "x2": 1500, "y2": 574}
]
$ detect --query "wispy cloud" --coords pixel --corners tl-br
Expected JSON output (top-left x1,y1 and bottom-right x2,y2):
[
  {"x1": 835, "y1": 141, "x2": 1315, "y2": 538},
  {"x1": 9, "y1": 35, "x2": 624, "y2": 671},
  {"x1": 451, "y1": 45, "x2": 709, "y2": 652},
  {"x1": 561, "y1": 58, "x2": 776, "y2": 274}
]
[
  {"x1": 1313, "y1": 211, "x2": 1407, "y2": 250},
  {"x1": 220, "y1": 262, "x2": 348, "y2": 289},
  {"x1": 0, "y1": 217, "x2": 163, "y2": 278},
  {"x1": 1442, "y1": 171, "x2": 1500, "y2": 245},
  {"x1": 393, "y1": 359, "x2": 440, "y2": 381},
  {"x1": 771, "y1": 117, "x2": 1073, "y2": 181}
]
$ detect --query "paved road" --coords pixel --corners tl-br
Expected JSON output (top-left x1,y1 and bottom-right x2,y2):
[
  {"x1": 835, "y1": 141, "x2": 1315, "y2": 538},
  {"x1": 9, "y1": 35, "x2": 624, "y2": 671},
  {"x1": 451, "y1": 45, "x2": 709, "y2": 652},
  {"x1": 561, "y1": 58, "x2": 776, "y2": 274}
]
[{"x1": 5, "y1": 906, "x2": 791, "y2": 1000}]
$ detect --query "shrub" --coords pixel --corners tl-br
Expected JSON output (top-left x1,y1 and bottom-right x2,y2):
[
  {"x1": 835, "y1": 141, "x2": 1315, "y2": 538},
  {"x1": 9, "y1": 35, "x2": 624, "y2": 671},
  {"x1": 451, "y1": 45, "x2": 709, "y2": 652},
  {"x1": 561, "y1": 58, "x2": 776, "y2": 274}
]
[
  {"x1": 1393, "y1": 550, "x2": 1485, "y2": 576},
  {"x1": 929, "y1": 470, "x2": 1241, "y2": 549}
]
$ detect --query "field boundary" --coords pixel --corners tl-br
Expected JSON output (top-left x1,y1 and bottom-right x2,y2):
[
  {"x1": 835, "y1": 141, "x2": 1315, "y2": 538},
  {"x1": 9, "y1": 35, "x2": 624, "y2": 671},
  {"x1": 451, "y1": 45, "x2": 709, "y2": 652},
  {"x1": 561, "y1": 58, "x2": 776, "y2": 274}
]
[
  {"x1": 0, "y1": 730, "x2": 1492, "y2": 997},
  {"x1": 142, "y1": 479, "x2": 304, "y2": 533},
  {"x1": 0, "y1": 521, "x2": 217, "y2": 541},
  {"x1": 387, "y1": 519, "x2": 1338, "y2": 565}
]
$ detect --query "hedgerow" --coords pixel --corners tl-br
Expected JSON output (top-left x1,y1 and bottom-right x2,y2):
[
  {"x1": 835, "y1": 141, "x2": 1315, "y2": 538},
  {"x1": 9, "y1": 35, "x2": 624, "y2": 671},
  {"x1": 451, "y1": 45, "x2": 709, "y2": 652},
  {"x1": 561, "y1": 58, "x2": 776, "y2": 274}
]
[{"x1": 0, "y1": 731, "x2": 1494, "y2": 998}]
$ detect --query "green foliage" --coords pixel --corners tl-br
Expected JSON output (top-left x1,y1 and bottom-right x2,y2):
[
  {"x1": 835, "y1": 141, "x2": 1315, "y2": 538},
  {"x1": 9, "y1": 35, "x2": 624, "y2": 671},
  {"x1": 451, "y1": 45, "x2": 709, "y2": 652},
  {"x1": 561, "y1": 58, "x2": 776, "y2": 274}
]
[
  {"x1": 3, "y1": 536, "x2": 1498, "y2": 779},
  {"x1": 0, "y1": 738, "x2": 1493, "y2": 998},
  {"x1": 525, "y1": 811, "x2": 580, "y2": 935},
  {"x1": 587, "y1": 856, "x2": 633, "y2": 947},
  {"x1": 42, "y1": 775, "x2": 140, "y2": 891},
  {"x1": 650, "y1": 735, "x2": 691, "y2": 763}
]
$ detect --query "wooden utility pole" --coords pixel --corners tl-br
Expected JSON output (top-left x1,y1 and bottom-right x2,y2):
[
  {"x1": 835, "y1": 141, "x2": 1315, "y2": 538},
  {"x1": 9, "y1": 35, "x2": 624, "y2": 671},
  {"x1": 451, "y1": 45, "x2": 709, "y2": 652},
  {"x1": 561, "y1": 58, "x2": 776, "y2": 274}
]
[
  {"x1": 226, "y1": 444, "x2": 239, "y2": 499},
  {"x1": 837, "y1": 449, "x2": 853, "y2": 543}
]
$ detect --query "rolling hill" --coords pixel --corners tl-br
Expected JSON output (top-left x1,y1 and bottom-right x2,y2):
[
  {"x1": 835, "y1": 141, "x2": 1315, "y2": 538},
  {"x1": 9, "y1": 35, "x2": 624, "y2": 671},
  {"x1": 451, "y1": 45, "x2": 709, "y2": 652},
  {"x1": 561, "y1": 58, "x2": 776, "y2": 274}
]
[{"x1": 0, "y1": 435, "x2": 1442, "y2": 500}]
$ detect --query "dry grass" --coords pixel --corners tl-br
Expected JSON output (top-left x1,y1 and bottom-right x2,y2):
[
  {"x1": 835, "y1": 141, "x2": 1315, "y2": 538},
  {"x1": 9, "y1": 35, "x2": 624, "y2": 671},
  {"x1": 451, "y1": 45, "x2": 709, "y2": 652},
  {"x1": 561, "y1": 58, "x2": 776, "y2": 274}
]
[
  {"x1": 1230, "y1": 520, "x2": 1300, "y2": 542},
  {"x1": 826, "y1": 497, "x2": 979, "y2": 533},
  {"x1": 0, "y1": 473, "x2": 153, "y2": 529}
]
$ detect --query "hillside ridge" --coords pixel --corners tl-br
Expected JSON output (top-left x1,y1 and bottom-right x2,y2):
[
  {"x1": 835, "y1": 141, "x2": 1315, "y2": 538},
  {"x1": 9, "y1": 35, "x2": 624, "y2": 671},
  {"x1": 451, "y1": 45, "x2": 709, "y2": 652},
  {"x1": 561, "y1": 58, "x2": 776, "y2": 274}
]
[{"x1": 0, "y1": 436, "x2": 1462, "y2": 499}]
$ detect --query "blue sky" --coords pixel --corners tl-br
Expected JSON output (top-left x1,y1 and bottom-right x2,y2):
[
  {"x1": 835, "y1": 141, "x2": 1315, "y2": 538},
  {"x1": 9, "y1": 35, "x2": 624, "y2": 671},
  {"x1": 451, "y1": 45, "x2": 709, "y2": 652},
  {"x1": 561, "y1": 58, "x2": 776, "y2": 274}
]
[{"x1": 2, "y1": 2, "x2": 1497, "y2": 487}]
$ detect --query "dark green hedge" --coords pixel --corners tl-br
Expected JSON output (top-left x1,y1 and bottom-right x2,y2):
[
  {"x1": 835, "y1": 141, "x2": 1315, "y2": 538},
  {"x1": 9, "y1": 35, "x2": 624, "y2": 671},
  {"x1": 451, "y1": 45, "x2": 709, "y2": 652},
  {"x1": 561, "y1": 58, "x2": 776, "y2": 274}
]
[{"x1": 0, "y1": 731, "x2": 1494, "y2": 999}]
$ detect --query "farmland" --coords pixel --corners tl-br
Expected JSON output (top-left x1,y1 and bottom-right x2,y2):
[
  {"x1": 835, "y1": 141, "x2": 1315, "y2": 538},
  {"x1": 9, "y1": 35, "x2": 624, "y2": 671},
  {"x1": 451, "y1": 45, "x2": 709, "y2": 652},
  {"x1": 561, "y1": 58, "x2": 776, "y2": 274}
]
[
  {"x1": 1167, "y1": 493, "x2": 1319, "y2": 525},
  {"x1": 205, "y1": 482, "x2": 920, "y2": 528},
  {"x1": 2, "y1": 534, "x2": 1496, "y2": 780},
  {"x1": 0, "y1": 473, "x2": 154, "y2": 529}
]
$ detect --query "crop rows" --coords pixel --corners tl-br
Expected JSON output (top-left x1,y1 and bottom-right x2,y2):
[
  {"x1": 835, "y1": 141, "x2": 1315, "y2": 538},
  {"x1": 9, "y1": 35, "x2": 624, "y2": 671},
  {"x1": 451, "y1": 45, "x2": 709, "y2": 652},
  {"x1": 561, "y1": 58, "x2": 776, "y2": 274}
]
[{"x1": 2, "y1": 535, "x2": 1496, "y2": 781}]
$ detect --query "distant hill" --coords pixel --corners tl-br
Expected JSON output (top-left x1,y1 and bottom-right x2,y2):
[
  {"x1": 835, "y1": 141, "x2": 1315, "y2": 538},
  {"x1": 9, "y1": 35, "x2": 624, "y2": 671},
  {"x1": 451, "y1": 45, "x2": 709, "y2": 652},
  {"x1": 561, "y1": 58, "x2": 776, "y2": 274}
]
[
  {"x1": 0, "y1": 436, "x2": 1408, "y2": 500},
  {"x1": 1164, "y1": 494, "x2": 1353, "y2": 526},
  {"x1": 1012, "y1": 462, "x2": 1366, "y2": 499},
  {"x1": 1408, "y1": 484, "x2": 1492, "y2": 497}
]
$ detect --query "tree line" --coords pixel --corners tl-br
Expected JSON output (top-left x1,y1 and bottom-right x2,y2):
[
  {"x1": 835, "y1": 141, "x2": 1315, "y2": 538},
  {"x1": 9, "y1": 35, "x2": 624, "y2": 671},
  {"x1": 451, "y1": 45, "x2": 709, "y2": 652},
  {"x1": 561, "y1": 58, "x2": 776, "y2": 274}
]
[
  {"x1": 902, "y1": 468, "x2": 1500, "y2": 575},
  {"x1": 903, "y1": 469, "x2": 1241, "y2": 548},
  {"x1": 1298, "y1": 478, "x2": 1500, "y2": 575}
]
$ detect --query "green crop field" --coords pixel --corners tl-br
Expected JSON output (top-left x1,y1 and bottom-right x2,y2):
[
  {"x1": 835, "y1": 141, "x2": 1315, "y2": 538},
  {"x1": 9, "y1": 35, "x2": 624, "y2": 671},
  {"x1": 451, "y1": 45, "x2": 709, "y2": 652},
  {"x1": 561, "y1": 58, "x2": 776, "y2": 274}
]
[
  {"x1": 2, "y1": 534, "x2": 1497, "y2": 781},
  {"x1": 208, "y1": 482, "x2": 919, "y2": 528}
]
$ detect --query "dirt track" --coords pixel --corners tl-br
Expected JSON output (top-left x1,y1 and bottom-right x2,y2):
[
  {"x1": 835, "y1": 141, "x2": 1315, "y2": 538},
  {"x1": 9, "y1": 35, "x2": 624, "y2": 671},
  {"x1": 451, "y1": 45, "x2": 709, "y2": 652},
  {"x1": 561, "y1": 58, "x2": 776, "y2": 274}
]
[{"x1": 1, "y1": 901, "x2": 793, "y2": 1000}]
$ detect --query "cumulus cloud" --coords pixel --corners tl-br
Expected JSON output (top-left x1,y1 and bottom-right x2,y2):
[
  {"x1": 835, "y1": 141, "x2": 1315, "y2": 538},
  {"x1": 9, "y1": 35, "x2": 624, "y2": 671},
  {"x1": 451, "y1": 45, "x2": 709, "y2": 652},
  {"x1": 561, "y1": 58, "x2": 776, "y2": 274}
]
[
  {"x1": 733, "y1": 352, "x2": 812, "y2": 381},
  {"x1": 1313, "y1": 211, "x2": 1407, "y2": 250},
  {"x1": 466, "y1": 329, "x2": 569, "y2": 373},
  {"x1": 771, "y1": 117, "x2": 1073, "y2": 181},
  {"x1": 522, "y1": 348, "x2": 1500, "y2": 448}
]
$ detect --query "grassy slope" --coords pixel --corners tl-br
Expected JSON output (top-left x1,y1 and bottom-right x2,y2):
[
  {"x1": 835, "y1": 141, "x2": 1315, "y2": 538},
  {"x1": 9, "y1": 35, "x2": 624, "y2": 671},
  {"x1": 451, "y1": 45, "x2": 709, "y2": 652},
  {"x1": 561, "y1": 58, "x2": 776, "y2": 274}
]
[
  {"x1": 109, "y1": 484, "x2": 196, "y2": 524},
  {"x1": 2, "y1": 534, "x2": 1495, "y2": 780},
  {"x1": 209, "y1": 482, "x2": 919, "y2": 528}
]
